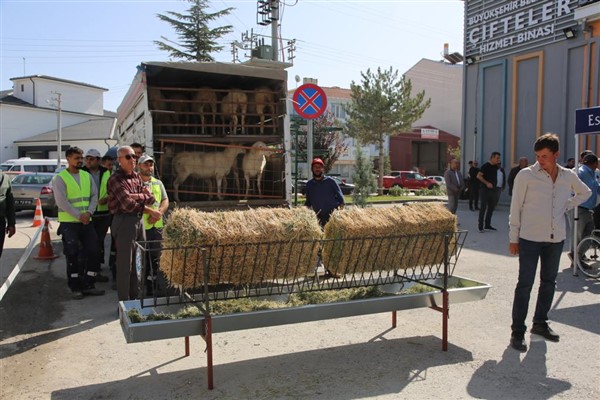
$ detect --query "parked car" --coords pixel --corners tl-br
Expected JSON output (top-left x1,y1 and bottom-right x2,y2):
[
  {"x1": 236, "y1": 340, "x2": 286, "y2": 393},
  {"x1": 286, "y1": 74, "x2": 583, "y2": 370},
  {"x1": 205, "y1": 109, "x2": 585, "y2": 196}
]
[
  {"x1": 292, "y1": 179, "x2": 308, "y2": 194},
  {"x1": 330, "y1": 176, "x2": 355, "y2": 195},
  {"x1": 427, "y1": 175, "x2": 446, "y2": 187},
  {"x1": 382, "y1": 171, "x2": 439, "y2": 191},
  {"x1": 10, "y1": 172, "x2": 58, "y2": 217},
  {"x1": 1, "y1": 157, "x2": 67, "y2": 176}
]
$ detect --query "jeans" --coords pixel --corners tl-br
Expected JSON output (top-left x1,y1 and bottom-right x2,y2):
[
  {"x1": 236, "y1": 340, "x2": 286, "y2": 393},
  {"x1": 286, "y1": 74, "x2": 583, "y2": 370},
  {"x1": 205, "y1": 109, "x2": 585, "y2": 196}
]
[
  {"x1": 60, "y1": 222, "x2": 100, "y2": 291},
  {"x1": 511, "y1": 238, "x2": 563, "y2": 335}
]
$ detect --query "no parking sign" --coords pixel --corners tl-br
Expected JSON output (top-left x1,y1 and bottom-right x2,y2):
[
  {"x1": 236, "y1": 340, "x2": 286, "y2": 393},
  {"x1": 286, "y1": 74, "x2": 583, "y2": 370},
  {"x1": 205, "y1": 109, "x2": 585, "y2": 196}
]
[{"x1": 293, "y1": 83, "x2": 328, "y2": 120}]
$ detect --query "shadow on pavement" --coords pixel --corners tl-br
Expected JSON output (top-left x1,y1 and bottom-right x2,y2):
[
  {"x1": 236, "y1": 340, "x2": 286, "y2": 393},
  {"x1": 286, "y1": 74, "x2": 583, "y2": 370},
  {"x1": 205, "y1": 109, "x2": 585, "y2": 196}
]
[
  {"x1": 51, "y1": 335, "x2": 474, "y2": 400},
  {"x1": 467, "y1": 341, "x2": 571, "y2": 400}
]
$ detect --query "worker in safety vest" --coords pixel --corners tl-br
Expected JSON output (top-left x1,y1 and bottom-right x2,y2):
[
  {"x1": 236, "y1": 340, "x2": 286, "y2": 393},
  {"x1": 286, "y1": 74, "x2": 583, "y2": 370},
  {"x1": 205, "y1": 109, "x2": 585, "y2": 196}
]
[
  {"x1": 137, "y1": 154, "x2": 169, "y2": 296},
  {"x1": 52, "y1": 146, "x2": 105, "y2": 300},
  {"x1": 81, "y1": 148, "x2": 111, "y2": 283}
]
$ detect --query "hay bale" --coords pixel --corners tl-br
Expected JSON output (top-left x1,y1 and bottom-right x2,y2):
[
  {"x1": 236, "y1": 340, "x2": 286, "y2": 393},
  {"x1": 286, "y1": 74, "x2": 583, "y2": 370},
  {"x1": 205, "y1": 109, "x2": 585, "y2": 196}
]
[
  {"x1": 161, "y1": 207, "x2": 323, "y2": 289},
  {"x1": 322, "y1": 203, "x2": 456, "y2": 275}
]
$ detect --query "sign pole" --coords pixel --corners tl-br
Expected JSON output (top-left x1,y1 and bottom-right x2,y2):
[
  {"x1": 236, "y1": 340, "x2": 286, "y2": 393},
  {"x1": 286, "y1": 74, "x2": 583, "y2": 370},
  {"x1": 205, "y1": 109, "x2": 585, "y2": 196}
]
[{"x1": 307, "y1": 119, "x2": 313, "y2": 177}]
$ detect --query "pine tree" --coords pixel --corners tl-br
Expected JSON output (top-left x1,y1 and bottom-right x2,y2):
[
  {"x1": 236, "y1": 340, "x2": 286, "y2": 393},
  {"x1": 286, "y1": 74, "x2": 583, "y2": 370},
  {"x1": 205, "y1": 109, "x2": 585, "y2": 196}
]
[
  {"x1": 155, "y1": 0, "x2": 234, "y2": 62},
  {"x1": 352, "y1": 145, "x2": 377, "y2": 207},
  {"x1": 344, "y1": 67, "x2": 430, "y2": 195}
]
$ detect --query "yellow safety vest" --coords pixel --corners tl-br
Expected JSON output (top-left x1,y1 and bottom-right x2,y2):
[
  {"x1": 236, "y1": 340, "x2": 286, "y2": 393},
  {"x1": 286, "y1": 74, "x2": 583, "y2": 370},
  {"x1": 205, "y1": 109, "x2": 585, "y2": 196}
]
[
  {"x1": 57, "y1": 169, "x2": 92, "y2": 223},
  {"x1": 143, "y1": 177, "x2": 164, "y2": 230},
  {"x1": 96, "y1": 169, "x2": 111, "y2": 212}
]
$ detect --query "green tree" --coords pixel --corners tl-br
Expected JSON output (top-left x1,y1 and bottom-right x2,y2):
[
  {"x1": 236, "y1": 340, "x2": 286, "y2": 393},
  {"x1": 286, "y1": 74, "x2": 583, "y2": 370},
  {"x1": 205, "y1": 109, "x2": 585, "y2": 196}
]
[
  {"x1": 352, "y1": 145, "x2": 377, "y2": 207},
  {"x1": 155, "y1": 0, "x2": 234, "y2": 62},
  {"x1": 345, "y1": 67, "x2": 431, "y2": 195},
  {"x1": 448, "y1": 139, "x2": 461, "y2": 160}
]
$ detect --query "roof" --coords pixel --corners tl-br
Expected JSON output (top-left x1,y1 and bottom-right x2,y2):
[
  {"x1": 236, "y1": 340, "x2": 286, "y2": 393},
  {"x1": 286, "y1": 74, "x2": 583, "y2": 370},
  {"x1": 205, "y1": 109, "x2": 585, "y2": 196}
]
[
  {"x1": 10, "y1": 75, "x2": 108, "y2": 91},
  {"x1": 0, "y1": 90, "x2": 116, "y2": 117},
  {"x1": 14, "y1": 118, "x2": 116, "y2": 143},
  {"x1": 142, "y1": 61, "x2": 287, "y2": 83}
]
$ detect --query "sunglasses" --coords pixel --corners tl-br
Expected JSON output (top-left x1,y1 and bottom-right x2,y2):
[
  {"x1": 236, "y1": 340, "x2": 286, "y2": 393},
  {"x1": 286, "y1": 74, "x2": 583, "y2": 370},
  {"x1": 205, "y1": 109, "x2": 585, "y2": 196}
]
[{"x1": 121, "y1": 154, "x2": 137, "y2": 160}]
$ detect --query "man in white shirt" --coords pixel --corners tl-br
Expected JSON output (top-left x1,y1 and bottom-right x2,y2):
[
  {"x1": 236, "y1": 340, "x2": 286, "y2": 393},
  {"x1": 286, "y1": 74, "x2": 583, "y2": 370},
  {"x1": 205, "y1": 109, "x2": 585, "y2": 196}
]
[{"x1": 508, "y1": 133, "x2": 591, "y2": 352}]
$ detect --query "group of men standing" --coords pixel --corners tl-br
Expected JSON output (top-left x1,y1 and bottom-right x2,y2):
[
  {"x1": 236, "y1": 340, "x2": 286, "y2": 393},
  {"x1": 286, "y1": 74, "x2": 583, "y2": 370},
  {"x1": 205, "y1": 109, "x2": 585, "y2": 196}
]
[{"x1": 53, "y1": 144, "x2": 168, "y2": 301}]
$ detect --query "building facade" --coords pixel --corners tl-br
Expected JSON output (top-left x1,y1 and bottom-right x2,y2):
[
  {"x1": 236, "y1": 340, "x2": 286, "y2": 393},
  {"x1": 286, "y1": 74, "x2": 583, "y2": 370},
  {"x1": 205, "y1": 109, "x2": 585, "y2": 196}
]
[
  {"x1": 0, "y1": 75, "x2": 116, "y2": 161},
  {"x1": 462, "y1": 0, "x2": 600, "y2": 179}
]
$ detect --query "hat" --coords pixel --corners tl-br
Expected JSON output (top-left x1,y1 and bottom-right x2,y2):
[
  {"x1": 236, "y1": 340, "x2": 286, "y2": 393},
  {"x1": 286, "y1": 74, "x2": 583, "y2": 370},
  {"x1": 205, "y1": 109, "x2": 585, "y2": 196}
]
[
  {"x1": 583, "y1": 153, "x2": 598, "y2": 165},
  {"x1": 311, "y1": 158, "x2": 324, "y2": 167},
  {"x1": 138, "y1": 154, "x2": 154, "y2": 164},
  {"x1": 85, "y1": 149, "x2": 101, "y2": 158}
]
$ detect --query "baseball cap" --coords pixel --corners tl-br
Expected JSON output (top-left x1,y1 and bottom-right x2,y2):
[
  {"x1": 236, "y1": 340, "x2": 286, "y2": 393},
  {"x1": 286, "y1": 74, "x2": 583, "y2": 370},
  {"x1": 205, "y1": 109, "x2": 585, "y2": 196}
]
[
  {"x1": 311, "y1": 158, "x2": 324, "y2": 167},
  {"x1": 85, "y1": 149, "x2": 101, "y2": 158},
  {"x1": 138, "y1": 154, "x2": 155, "y2": 164}
]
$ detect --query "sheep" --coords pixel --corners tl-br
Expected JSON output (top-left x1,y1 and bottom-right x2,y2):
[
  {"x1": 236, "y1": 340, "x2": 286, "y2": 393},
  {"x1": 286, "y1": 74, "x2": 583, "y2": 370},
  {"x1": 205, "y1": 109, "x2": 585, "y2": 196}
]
[
  {"x1": 172, "y1": 146, "x2": 245, "y2": 202},
  {"x1": 252, "y1": 87, "x2": 276, "y2": 134},
  {"x1": 221, "y1": 89, "x2": 248, "y2": 135},
  {"x1": 191, "y1": 87, "x2": 217, "y2": 135},
  {"x1": 242, "y1": 141, "x2": 271, "y2": 198}
]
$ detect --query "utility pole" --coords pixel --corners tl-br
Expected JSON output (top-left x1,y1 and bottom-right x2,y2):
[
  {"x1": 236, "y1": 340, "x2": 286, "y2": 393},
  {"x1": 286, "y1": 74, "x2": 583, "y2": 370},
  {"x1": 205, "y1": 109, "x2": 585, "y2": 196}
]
[
  {"x1": 49, "y1": 92, "x2": 63, "y2": 168},
  {"x1": 257, "y1": 0, "x2": 280, "y2": 61}
]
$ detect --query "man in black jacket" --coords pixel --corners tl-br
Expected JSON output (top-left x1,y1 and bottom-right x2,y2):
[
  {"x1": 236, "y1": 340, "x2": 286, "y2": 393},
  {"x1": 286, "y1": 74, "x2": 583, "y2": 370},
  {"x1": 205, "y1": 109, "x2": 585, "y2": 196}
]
[
  {"x1": 468, "y1": 160, "x2": 480, "y2": 211},
  {"x1": 508, "y1": 157, "x2": 529, "y2": 196},
  {"x1": 477, "y1": 152, "x2": 502, "y2": 232},
  {"x1": 0, "y1": 171, "x2": 16, "y2": 258}
]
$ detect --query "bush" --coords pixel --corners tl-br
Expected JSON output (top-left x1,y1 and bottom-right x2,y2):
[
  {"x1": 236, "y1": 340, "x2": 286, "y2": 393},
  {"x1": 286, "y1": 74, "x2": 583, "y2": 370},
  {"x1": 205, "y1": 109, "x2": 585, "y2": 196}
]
[
  {"x1": 415, "y1": 187, "x2": 446, "y2": 196},
  {"x1": 388, "y1": 186, "x2": 409, "y2": 197}
]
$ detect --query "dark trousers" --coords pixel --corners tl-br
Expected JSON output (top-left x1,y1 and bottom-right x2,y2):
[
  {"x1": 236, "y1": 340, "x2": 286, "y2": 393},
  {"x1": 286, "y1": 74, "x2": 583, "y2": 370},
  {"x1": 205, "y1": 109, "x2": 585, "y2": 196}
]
[
  {"x1": 478, "y1": 187, "x2": 501, "y2": 229},
  {"x1": 60, "y1": 222, "x2": 100, "y2": 291},
  {"x1": 469, "y1": 183, "x2": 480, "y2": 209},
  {"x1": 0, "y1": 216, "x2": 6, "y2": 259},
  {"x1": 112, "y1": 213, "x2": 145, "y2": 301},
  {"x1": 511, "y1": 238, "x2": 563, "y2": 334},
  {"x1": 92, "y1": 213, "x2": 112, "y2": 265}
]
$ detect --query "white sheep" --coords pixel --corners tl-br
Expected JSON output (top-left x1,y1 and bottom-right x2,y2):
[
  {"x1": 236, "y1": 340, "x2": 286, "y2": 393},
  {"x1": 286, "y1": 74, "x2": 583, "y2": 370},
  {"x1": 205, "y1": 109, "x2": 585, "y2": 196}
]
[
  {"x1": 172, "y1": 146, "x2": 245, "y2": 201},
  {"x1": 191, "y1": 87, "x2": 217, "y2": 135},
  {"x1": 252, "y1": 87, "x2": 276, "y2": 134},
  {"x1": 242, "y1": 141, "x2": 271, "y2": 198},
  {"x1": 221, "y1": 90, "x2": 248, "y2": 135}
]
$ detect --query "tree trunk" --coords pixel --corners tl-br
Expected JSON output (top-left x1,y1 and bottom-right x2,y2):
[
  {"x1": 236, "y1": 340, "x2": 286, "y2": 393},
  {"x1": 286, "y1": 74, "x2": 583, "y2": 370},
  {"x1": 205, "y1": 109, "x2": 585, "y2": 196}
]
[{"x1": 378, "y1": 139, "x2": 384, "y2": 196}]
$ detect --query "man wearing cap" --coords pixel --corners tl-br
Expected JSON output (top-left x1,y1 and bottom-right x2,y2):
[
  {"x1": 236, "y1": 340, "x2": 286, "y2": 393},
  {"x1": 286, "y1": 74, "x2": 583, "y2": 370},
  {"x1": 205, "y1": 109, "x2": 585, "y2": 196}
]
[
  {"x1": 82, "y1": 149, "x2": 111, "y2": 282},
  {"x1": 305, "y1": 158, "x2": 345, "y2": 228},
  {"x1": 138, "y1": 154, "x2": 169, "y2": 296},
  {"x1": 0, "y1": 171, "x2": 16, "y2": 259},
  {"x1": 53, "y1": 146, "x2": 105, "y2": 299},
  {"x1": 108, "y1": 146, "x2": 159, "y2": 301}
]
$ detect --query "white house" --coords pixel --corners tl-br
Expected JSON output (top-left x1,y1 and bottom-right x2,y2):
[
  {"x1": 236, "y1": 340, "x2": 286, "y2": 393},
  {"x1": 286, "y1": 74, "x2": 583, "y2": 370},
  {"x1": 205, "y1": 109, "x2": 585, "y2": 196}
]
[{"x1": 0, "y1": 75, "x2": 117, "y2": 162}]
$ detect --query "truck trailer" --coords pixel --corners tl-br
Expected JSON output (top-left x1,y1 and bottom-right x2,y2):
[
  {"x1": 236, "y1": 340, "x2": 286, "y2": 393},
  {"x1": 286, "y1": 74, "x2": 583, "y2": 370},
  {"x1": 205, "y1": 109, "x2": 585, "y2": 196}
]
[{"x1": 116, "y1": 62, "x2": 291, "y2": 210}]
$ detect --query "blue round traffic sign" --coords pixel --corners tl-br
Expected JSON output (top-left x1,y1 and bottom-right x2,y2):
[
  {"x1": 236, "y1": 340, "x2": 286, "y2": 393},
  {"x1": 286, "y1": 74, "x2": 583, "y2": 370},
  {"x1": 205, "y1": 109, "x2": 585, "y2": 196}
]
[{"x1": 293, "y1": 83, "x2": 328, "y2": 120}]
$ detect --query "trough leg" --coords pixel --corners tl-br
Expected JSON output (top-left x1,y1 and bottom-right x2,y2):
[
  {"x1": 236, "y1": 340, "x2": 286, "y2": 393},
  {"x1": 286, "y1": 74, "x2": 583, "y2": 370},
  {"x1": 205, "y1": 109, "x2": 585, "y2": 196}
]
[
  {"x1": 206, "y1": 316, "x2": 214, "y2": 390},
  {"x1": 391, "y1": 310, "x2": 397, "y2": 328},
  {"x1": 442, "y1": 290, "x2": 449, "y2": 351},
  {"x1": 185, "y1": 336, "x2": 190, "y2": 356}
]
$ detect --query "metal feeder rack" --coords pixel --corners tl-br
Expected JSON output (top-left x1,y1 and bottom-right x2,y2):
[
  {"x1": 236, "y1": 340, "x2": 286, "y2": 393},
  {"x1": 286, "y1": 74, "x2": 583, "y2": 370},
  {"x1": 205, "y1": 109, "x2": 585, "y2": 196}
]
[{"x1": 119, "y1": 231, "x2": 490, "y2": 390}]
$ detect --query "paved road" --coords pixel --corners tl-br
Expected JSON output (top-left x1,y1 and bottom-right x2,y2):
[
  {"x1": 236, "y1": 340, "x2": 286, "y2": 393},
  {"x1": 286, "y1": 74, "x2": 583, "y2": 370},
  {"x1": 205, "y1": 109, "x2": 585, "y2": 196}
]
[{"x1": 0, "y1": 204, "x2": 598, "y2": 399}]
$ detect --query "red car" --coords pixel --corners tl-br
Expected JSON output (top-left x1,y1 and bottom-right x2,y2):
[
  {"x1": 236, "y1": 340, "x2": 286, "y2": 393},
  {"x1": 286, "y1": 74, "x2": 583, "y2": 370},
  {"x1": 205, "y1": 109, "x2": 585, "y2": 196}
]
[{"x1": 382, "y1": 171, "x2": 439, "y2": 191}]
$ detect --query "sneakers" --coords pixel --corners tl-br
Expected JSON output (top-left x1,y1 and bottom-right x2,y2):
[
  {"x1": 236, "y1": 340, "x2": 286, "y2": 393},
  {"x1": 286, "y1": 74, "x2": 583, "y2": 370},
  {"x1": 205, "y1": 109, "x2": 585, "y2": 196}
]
[
  {"x1": 484, "y1": 226, "x2": 497, "y2": 231},
  {"x1": 478, "y1": 228, "x2": 484, "y2": 233},
  {"x1": 82, "y1": 287, "x2": 106, "y2": 296},
  {"x1": 530, "y1": 323, "x2": 560, "y2": 342},
  {"x1": 510, "y1": 334, "x2": 527, "y2": 352},
  {"x1": 71, "y1": 290, "x2": 84, "y2": 300}
]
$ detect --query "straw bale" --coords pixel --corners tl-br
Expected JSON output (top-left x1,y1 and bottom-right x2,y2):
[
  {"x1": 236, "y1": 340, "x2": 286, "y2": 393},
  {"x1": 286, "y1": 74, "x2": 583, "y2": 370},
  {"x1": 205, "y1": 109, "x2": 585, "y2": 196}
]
[
  {"x1": 161, "y1": 207, "x2": 323, "y2": 289},
  {"x1": 322, "y1": 203, "x2": 456, "y2": 275}
]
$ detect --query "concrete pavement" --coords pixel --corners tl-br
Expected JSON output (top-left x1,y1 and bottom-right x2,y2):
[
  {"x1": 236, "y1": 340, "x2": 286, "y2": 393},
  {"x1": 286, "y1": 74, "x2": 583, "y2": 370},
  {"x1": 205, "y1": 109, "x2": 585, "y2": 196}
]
[{"x1": 0, "y1": 204, "x2": 598, "y2": 399}]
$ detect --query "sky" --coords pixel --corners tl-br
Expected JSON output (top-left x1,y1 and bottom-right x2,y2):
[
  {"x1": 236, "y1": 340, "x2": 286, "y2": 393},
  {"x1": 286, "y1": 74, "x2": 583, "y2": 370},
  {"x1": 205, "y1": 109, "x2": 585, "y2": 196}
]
[{"x1": 0, "y1": 0, "x2": 465, "y2": 112}]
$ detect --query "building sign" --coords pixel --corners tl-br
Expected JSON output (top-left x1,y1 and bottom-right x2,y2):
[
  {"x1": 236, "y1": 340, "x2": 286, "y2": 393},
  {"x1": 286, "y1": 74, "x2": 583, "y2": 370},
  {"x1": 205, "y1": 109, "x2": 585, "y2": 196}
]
[
  {"x1": 465, "y1": 0, "x2": 579, "y2": 59},
  {"x1": 575, "y1": 106, "x2": 600, "y2": 135},
  {"x1": 421, "y1": 128, "x2": 439, "y2": 139}
]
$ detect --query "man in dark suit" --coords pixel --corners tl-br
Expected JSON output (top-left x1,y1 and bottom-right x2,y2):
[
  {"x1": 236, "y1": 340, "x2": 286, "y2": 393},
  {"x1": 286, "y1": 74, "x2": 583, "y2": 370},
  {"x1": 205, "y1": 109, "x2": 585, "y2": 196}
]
[
  {"x1": 444, "y1": 159, "x2": 464, "y2": 215},
  {"x1": 468, "y1": 160, "x2": 480, "y2": 211},
  {"x1": 508, "y1": 157, "x2": 528, "y2": 196}
]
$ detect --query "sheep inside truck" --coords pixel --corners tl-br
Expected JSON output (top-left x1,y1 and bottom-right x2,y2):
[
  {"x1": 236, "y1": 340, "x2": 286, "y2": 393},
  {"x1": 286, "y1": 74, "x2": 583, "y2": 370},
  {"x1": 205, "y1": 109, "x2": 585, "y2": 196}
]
[{"x1": 119, "y1": 205, "x2": 491, "y2": 390}]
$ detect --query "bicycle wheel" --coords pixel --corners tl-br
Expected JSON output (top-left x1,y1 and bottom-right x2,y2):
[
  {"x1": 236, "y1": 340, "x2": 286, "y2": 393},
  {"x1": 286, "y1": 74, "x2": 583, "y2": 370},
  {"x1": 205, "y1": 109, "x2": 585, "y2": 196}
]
[{"x1": 576, "y1": 236, "x2": 600, "y2": 278}]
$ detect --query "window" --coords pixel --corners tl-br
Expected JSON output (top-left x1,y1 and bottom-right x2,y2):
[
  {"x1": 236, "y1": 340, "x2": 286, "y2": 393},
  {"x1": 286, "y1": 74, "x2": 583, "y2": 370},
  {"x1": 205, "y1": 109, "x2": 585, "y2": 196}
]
[{"x1": 20, "y1": 84, "x2": 24, "y2": 92}]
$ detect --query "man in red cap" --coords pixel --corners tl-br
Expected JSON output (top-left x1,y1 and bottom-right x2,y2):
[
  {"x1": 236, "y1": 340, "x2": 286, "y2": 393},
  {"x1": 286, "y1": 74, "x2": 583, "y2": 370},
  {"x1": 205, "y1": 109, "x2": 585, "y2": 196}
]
[{"x1": 305, "y1": 158, "x2": 345, "y2": 228}]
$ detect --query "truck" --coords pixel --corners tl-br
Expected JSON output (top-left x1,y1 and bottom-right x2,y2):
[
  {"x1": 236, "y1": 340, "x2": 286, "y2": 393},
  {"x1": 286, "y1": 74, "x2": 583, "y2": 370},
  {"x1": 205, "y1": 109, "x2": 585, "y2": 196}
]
[
  {"x1": 382, "y1": 171, "x2": 439, "y2": 192},
  {"x1": 115, "y1": 62, "x2": 291, "y2": 210}
]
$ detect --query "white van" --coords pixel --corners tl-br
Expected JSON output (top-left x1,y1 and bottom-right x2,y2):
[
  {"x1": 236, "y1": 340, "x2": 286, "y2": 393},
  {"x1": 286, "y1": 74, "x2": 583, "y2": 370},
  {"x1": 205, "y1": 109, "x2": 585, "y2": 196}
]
[{"x1": 0, "y1": 158, "x2": 67, "y2": 176}]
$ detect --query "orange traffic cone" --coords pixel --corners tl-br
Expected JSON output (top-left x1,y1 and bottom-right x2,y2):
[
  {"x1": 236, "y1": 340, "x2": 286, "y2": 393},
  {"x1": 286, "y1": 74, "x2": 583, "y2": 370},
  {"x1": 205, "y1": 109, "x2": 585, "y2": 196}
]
[
  {"x1": 31, "y1": 198, "x2": 44, "y2": 227},
  {"x1": 34, "y1": 218, "x2": 59, "y2": 261}
]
